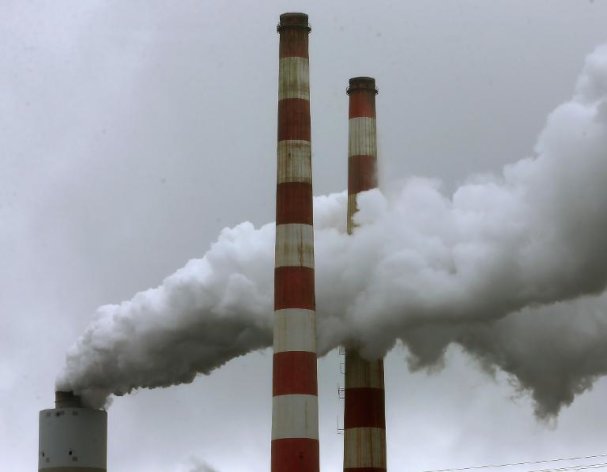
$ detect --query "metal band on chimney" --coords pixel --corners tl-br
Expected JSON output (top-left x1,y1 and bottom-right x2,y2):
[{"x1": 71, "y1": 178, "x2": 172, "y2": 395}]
[
  {"x1": 343, "y1": 77, "x2": 387, "y2": 472},
  {"x1": 272, "y1": 12, "x2": 319, "y2": 472}
]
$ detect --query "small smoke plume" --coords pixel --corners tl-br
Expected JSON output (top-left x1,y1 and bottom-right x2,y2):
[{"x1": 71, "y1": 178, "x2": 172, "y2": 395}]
[
  {"x1": 58, "y1": 45, "x2": 607, "y2": 416},
  {"x1": 176, "y1": 457, "x2": 219, "y2": 472}
]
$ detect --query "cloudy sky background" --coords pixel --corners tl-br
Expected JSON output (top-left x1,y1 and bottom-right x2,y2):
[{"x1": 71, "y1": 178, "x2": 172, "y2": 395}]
[{"x1": 3, "y1": 1, "x2": 607, "y2": 470}]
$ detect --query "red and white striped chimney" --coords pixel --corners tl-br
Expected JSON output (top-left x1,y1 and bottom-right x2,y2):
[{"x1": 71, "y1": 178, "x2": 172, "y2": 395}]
[
  {"x1": 271, "y1": 13, "x2": 319, "y2": 472},
  {"x1": 343, "y1": 77, "x2": 387, "y2": 472}
]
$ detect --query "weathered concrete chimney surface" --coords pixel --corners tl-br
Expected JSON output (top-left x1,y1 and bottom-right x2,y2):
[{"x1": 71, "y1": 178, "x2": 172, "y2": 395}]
[
  {"x1": 272, "y1": 12, "x2": 320, "y2": 472},
  {"x1": 343, "y1": 77, "x2": 387, "y2": 472},
  {"x1": 39, "y1": 391, "x2": 107, "y2": 472}
]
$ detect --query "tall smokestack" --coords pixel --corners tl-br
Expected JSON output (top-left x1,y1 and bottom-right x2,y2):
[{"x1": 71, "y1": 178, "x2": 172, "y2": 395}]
[
  {"x1": 343, "y1": 77, "x2": 387, "y2": 472},
  {"x1": 39, "y1": 391, "x2": 107, "y2": 472},
  {"x1": 271, "y1": 12, "x2": 319, "y2": 472}
]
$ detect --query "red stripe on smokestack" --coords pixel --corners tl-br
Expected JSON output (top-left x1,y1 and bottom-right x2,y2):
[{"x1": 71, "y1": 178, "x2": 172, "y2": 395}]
[
  {"x1": 276, "y1": 183, "x2": 314, "y2": 225},
  {"x1": 272, "y1": 439, "x2": 319, "y2": 472},
  {"x1": 272, "y1": 13, "x2": 319, "y2": 472},
  {"x1": 348, "y1": 82, "x2": 376, "y2": 118},
  {"x1": 344, "y1": 77, "x2": 387, "y2": 472},
  {"x1": 349, "y1": 154, "x2": 377, "y2": 195},
  {"x1": 278, "y1": 99, "x2": 311, "y2": 140},
  {"x1": 273, "y1": 351, "x2": 318, "y2": 395},
  {"x1": 344, "y1": 388, "x2": 386, "y2": 429},
  {"x1": 275, "y1": 267, "x2": 315, "y2": 310},
  {"x1": 278, "y1": 16, "x2": 310, "y2": 59}
]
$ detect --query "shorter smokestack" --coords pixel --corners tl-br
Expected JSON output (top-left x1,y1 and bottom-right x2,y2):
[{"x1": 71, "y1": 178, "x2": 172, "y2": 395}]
[
  {"x1": 39, "y1": 391, "x2": 107, "y2": 472},
  {"x1": 343, "y1": 76, "x2": 387, "y2": 472}
]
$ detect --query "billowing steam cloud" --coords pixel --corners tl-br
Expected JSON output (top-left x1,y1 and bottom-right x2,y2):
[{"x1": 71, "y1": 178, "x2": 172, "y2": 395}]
[{"x1": 58, "y1": 45, "x2": 607, "y2": 417}]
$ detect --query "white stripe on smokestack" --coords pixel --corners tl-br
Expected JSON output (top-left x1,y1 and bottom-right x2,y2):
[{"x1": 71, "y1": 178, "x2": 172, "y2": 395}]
[
  {"x1": 277, "y1": 141, "x2": 312, "y2": 184},
  {"x1": 343, "y1": 77, "x2": 387, "y2": 472},
  {"x1": 348, "y1": 117, "x2": 377, "y2": 157},
  {"x1": 274, "y1": 309, "x2": 316, "y2": 353},
  {"x1": 272, "y1": 12, "x2": 319, "y2": 472},
  {"x1": 279, "y1": 58, "x2": 310, "y2": 100},
  {"x1": 344, "y1": 428, "x2": 387, "y2": 470},
  {"x1": 275, "y1": 224, "x2": 314, "y2": 268},
  {"x1": 272, "y1": 394, "x2": 319, "y2": 439}
]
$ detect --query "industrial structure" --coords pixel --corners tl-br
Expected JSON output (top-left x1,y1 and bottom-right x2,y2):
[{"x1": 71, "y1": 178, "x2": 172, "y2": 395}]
[
  {"x1": 41, "y1": 13, "x2": 390, "y2": 472},
  {"x1": 343, "y1": 77, "x2": 387, "y2": 472},
  {"x1": 38, "y1": 391, "x2": 107, "y2": 472},
  {"x1": 272, "y1": 12, "x2": 319, "y2": 472}
]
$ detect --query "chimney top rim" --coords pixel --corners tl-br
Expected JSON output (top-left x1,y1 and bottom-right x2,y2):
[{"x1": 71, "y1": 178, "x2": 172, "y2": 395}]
[
  {"x1": 347, "y1": 77, "x2": 378, "y2": 95},
  {"x1": 278, "y1": 13, "x2": 311, "y2": 32}
]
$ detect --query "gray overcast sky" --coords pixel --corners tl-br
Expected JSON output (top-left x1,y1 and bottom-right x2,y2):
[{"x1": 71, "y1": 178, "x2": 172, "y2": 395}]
[{"x1": 3, "y1": 1, "x2": 607, "y2": 470}]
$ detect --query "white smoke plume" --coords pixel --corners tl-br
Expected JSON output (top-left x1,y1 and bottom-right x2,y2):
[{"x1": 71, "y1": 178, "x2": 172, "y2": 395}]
[
  {"x1": 175, "y1": 457, "x2": 219, "y2": 472},
  {"x1": 58, "y1": 45, "x2": 607, "y2": 416}
]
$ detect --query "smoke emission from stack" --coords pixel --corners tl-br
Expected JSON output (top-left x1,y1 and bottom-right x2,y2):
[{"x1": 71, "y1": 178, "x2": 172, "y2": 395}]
[{"x1": 58, "y1": 45, "x2": 607, "y2": 418}]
